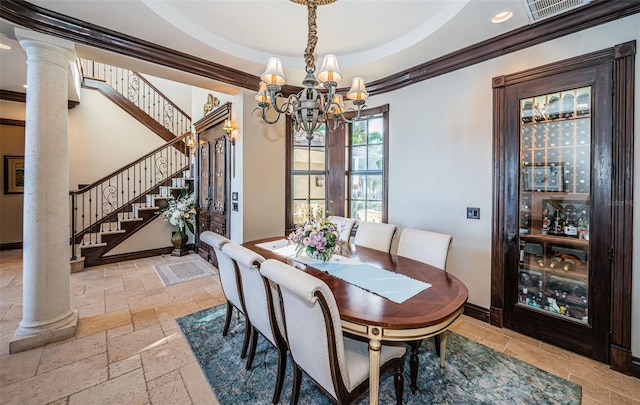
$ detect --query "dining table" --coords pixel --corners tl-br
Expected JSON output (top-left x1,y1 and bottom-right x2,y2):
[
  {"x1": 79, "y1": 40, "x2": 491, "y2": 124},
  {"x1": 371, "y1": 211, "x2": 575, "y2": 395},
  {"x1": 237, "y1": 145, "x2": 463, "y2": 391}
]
[{"x1": 244, "y1": 236, "x2": 469, "y2": 405}]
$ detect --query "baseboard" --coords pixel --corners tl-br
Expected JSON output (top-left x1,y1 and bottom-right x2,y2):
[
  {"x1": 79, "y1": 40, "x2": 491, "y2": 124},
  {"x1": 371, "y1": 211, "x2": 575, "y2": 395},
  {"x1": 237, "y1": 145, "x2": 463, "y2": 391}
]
[
  {"x1": 0, "y1": 242, "x2": 23, "y2": 251},
  {"x1": 99, "y1": 246, "x2": 178, "y2": 265},
  {"x1": 632, "y1": 356, "x2": 640, "y2": 379},
  {"x1": 464, "y1": 303, "x2": 490, "y2": 323}
]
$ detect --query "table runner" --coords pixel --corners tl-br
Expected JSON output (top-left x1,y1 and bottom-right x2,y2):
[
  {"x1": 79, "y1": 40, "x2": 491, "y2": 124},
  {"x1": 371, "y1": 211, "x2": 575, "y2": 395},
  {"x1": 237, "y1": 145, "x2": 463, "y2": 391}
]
[{"x1": 257, "y1": 240, "x2": 431, "y2": 304}]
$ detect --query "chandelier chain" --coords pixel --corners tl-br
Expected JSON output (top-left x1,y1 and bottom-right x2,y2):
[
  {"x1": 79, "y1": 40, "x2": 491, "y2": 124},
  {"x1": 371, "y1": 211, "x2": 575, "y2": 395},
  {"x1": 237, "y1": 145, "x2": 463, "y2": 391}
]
[{"x1": 304, "y1": 0, "x2": 318, "y2": 72}]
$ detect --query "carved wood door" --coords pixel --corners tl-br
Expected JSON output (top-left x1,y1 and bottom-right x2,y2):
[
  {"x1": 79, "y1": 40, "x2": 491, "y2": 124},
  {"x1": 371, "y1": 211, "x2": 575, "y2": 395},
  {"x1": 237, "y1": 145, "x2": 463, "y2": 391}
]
[{"x1": 193, "y1": 103, "x2": 232, "y2": 265}]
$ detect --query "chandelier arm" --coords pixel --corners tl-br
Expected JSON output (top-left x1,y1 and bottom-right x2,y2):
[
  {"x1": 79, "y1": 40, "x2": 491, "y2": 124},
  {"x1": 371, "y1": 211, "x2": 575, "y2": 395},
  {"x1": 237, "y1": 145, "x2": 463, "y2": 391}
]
[
  {"x1": 328, "y1": 117, "x2": 341, "y2": 132},
  {"x1": 269, "y1": 93, "x2": 299, "y2": 115},
  {"x1": 329, "y1": 103, "x2": 368, "y2": 124},
  {"x1": 304, "y1": 0, "x2": 318, "y2": 72},
  {"x1": 321, "y1": 86, "x2": 336, "y2": 116},
  {"x1": 259, "y1": 106, "x2": 282, "y2": 125}
]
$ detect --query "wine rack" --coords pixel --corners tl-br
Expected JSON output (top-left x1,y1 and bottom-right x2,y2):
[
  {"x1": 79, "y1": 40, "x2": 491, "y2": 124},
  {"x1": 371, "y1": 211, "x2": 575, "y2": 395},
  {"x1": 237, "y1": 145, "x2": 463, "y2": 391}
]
[
  {"x1": 518, "y1": 86, "x2": 591, "y2": 324},
  {"x1": 518, "y1": 235, "x2": 588, "y2": 322}
]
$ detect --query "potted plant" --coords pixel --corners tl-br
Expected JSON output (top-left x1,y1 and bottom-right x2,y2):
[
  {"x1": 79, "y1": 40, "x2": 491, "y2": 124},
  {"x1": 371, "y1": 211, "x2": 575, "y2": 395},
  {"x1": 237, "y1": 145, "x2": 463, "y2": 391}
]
[{"x1": 159, "y1": 188, "x2": 196, "y2": 256}]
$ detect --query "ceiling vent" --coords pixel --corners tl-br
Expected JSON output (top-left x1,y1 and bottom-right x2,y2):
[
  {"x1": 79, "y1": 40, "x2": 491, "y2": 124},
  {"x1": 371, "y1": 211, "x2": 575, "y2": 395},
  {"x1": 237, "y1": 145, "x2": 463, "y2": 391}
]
[{"x1": 521, "y1": 0, "x2": 593, "y2": 23}]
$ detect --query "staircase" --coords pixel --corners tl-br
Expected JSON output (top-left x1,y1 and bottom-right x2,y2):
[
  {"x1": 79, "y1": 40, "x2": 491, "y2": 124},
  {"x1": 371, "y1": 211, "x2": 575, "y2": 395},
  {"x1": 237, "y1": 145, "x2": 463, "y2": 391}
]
[
  {"x1": 70, "y1": 60, "x2": 196, "y2": 269},
  {"x1": 70, "y1": 133, "x2": 195, "y2": 268}
]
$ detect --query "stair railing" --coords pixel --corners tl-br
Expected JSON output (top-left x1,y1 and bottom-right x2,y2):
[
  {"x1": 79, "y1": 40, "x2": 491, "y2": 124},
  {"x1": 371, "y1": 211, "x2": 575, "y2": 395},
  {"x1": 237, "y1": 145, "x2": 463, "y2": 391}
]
[
  {"x1": 69, "y1": 132, "x2": 193, "y2": 260},
  {"x1": 78, "y1": 58, "x2": 191, "y2": 137}
]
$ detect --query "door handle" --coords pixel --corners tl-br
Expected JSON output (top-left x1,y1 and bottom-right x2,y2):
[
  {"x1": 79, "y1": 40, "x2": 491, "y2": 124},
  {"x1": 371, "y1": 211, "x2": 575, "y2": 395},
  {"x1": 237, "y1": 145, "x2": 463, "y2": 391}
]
[{"x1": 506, "y1": 233, "x2": 517, "y2": 245}]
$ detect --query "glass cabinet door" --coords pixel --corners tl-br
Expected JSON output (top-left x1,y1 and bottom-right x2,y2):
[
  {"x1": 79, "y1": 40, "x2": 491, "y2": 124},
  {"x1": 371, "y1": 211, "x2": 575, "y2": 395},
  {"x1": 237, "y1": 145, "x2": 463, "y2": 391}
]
[{"x1": 518, "y1": 87, "x2": 591, "y2": 323}]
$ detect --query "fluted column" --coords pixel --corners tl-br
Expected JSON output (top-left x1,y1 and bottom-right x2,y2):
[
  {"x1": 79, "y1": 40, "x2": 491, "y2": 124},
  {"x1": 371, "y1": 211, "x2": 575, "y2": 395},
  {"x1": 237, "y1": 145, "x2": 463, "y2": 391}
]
[{"x1": 10, "y1": 29, "x2": 78, "y2": 353}]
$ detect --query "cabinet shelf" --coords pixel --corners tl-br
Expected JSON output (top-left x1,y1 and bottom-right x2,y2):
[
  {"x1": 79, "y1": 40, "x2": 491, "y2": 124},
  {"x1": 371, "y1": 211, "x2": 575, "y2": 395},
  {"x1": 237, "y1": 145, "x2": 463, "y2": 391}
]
[
  {"x1": 520, "y1": 262, "x2": 588, "y2": 280},
  {"x1": 520, "y1": 233, "x2": 589, "y2": 247},
  {"x1": 521, "y1": 113, "x2": 591, "y2": 127}
]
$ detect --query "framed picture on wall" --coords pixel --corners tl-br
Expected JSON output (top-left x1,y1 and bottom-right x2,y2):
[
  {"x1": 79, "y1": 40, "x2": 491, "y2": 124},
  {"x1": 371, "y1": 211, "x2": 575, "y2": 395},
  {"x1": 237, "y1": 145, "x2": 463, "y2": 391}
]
[{"x1": 4, "y1": 155, "x2": 24, "y2": 194}]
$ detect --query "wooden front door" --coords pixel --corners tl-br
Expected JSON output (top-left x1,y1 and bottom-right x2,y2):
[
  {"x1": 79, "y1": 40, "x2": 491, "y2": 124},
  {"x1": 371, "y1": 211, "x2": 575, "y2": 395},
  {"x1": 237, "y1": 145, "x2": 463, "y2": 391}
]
[{"x1": 193, "y1": 103, "x2": 232, "y2": 265}]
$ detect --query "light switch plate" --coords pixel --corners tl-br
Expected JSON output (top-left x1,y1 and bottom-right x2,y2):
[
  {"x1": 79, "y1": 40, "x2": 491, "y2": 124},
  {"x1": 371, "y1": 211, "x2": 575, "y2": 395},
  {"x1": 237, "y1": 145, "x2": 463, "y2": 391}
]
[{"x1": 467, "y1": 207, "x2": 480, "y2": 219}]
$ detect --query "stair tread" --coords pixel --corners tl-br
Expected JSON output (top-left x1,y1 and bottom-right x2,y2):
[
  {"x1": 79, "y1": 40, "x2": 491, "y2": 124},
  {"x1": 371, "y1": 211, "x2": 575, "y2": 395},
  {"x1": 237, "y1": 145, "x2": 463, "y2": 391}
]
[
  {"x1": 100, "y1": 229, "x2": 126, "y2": 235},
  {"x1": 119, "y1": 217, "x2": 144, "y2": 222},
  {"x1": 132, "y1": 203, "x2": 159, "y2": 209},
  {"x1": 79, "y1": 242, "x2": 108, "y2": 249}
]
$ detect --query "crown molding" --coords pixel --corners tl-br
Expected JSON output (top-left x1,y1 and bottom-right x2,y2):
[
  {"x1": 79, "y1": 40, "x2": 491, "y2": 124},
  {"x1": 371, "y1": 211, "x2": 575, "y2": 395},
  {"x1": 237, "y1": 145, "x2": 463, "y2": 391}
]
[{"x1": 1, "y1": 0, "x2": 638, "y2": 97}]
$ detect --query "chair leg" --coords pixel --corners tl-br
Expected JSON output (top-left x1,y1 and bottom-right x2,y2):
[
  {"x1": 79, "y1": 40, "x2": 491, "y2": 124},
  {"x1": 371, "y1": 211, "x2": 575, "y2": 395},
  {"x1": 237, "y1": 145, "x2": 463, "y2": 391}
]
[
  {"x1": 290, "y1": 364, "x2": 302, "y2": 405},
  {"x1": 272, "y1": 345, "x2": 287, "y2": 404},
  {"x1": 240, "y1": 319, "x2": 251, "y2": 359},
  {"x1": 246, "y1": 326, "x2": 258, "y2": 370},
  {"x1": 222, "y1": 301, "x2": 233, "y2": 336},
  {"x1": 434, "y1": 334, "x2": 441, "y2": 357},
  {"x1": 439, "y1": 331, "x2": 448, "y2": 372},
  {"x1": 394, "y1": 358, "x2": 405, "y2": 405},
  {"x1": 409, "y1": 340, "x2": 421, "y2": 394}
]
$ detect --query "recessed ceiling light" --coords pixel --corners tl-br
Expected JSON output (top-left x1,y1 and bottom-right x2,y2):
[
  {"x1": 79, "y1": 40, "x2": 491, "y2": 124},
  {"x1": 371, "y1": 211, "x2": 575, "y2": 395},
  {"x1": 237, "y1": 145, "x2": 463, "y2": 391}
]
[
  {"x1": 23, "y1": 85, "x2": 27, "y2": 89},
  {"x1": 492, "y1": 11, "x2": 513, "y2": 24},
  {"x1": 0, "y1": 43, "x2": 11, "y2": 50}
]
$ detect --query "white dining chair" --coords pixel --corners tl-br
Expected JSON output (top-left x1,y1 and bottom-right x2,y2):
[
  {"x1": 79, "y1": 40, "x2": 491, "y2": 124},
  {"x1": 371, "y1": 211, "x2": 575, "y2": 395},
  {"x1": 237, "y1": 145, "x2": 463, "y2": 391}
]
[
  {"x1": 199, "y1": 231, "x2": 252, "y2": 357},
  {"x1": 260, "y1": 259, "x2": 405, "y2": 405},
  {"x1": 396, "y1": 227, "x2": 453, "y2": 393},
  {"x1": 328, "y1": 215, "x2": 357, "y2": 243},
  {"x1": 397, "y1": 228, "x2": 453, "y2": 271},
  {"x1": 221, "y1": 243, "x2": 287, "y2": 405},
  {"x1": 353, "y1": 221, "x2": 398, "y2": 253}
]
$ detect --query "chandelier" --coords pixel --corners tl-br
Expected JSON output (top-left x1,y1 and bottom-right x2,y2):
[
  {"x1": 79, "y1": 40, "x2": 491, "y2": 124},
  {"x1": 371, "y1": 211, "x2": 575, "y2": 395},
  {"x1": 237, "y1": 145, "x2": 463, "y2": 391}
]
[{"x1": 254, "y1": 0, "x2": 369, "y2": 142}]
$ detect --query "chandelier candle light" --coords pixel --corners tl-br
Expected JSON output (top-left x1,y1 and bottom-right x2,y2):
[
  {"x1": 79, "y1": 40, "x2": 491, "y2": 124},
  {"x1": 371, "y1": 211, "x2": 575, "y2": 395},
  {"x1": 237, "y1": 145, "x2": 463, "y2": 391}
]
[{"x1": 255, "y1": 0, "x2": 369, "y2": 143}]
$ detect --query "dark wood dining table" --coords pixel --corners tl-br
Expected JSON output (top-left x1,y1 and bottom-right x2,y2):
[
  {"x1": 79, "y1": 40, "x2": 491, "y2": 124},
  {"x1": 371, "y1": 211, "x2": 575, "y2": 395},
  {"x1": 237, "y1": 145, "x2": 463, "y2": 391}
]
[{"x1": 244, "y1": 237, "x2": 469, "y2": 405}]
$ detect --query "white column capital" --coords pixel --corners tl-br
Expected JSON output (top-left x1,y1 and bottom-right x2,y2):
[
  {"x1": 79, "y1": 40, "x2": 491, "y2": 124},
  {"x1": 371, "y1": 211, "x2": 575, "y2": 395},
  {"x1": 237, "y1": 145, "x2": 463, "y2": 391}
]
[{"x1": 15, "y1": 27, "x2": 76, "y2": 64}]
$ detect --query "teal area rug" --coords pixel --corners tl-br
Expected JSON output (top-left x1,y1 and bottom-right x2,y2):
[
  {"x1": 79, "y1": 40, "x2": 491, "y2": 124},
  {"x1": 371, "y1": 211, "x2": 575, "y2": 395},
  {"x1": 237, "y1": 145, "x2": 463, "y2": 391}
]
[{"x1": 177, "y1": 305, "x2": 582, "y2": 404}]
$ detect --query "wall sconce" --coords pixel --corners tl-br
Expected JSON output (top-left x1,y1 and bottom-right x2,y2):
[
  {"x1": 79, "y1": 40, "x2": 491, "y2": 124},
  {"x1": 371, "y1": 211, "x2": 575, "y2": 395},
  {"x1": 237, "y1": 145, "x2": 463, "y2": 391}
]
[
  {"x1": 223, "y1": 118, "x2": 236, "y2": 145},
  {"x1": 186, "y1": 133, "x2": 196, "y2": 150}
]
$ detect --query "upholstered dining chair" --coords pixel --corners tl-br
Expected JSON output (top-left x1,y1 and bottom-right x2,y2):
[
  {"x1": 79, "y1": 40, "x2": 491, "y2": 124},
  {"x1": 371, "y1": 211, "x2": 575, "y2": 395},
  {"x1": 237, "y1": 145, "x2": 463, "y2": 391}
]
[
  {"x1": 397, "y1": 228, "x2": 453, "y2": 271},
  {"x1": 221, "y1": 243, "x2": 287, "y2": 405},
  {"x1": 328, "y1": 215, "x2": 357, "y2": 243},
  {"x1": 260, "y1": 258, "x2": 405, "y2": 405},
  {"x1": 396, "y1": 227, "x2": 453, "y2": 393},
  {"x1": 353, "y1": 221, "x2": 398, "y2": 253},
  {"x1": 199, "y1": 231, "x2": 252, "y2": 357}
]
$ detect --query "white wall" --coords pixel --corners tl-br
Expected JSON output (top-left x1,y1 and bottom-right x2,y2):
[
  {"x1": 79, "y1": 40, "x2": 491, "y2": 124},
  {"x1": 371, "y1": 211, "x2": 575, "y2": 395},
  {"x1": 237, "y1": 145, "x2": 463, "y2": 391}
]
[
  {"x1": 238, "y1": 88, "x2": 286, "y2": 243},
  {"x1": 367, "y1": 13, "x2": 640, "y2": 355},
  {"x1": 68, "y1": 89, "x2": 167, "y2": 189},
  {"x1": 0, "y1": 100, "x2": 26, "y2": 121}
]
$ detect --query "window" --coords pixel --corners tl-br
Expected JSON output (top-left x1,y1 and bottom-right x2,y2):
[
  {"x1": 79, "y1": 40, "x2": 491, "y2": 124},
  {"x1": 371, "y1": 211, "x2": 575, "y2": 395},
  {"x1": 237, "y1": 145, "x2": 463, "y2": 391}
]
[
  {"x1": 289, "y1": 125, "x2": 328, "y2": 226},
  {"x1": 286, "y1": 105, "x2": 389, "y2": 231},
  {"x1": 349, "y1": 113, "x2": 386, "y2": 223}
]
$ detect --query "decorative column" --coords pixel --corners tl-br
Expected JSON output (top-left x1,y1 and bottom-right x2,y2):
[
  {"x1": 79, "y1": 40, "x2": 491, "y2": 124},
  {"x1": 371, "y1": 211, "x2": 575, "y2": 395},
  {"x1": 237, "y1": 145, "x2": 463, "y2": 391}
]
[{"x1": 10, "y1": 29, "x2": 78, "y2": 353}]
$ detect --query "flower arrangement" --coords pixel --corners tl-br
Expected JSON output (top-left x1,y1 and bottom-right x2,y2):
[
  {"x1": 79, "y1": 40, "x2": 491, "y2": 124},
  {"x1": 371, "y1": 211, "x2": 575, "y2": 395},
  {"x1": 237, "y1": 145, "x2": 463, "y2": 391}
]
[
  {"x1": 287, "y1": 207, "x2": 349, "y2": 262},
  {"x1": 159, "y1": 188, "x2": 196, "y2": 239}
]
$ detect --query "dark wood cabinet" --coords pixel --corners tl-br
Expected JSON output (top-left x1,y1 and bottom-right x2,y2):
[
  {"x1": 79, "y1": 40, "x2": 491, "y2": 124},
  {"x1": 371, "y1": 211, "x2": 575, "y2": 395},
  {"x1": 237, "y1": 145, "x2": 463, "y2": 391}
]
[
  {"x1": 491, "y1": 42, "x2": 635, "y2": 373},
  {"x1": 193, "y1": 103, "x2": 232, "y2": 267}
]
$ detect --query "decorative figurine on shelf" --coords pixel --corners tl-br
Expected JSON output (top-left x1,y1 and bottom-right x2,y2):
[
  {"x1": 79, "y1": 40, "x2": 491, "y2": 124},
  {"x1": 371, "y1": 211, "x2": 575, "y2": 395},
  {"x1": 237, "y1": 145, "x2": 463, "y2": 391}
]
[
  {"x1": 577, "y1": 216, "x2": 587, "y2": 239},
  {"x1": 541, "y1": 208, "x2": 549, "y2": 235}
]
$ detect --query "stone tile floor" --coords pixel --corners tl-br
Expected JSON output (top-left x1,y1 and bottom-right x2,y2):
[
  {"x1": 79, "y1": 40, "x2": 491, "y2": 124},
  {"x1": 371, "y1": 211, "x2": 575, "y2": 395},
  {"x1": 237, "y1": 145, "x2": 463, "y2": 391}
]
[{"x1": 0, "y1": 249, "x2": 638, "y2": 404}]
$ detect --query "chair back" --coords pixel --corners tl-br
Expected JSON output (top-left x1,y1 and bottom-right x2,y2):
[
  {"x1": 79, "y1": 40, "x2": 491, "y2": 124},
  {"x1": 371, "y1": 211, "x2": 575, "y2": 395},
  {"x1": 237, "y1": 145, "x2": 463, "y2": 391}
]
[
  {"x1": 260, "y1": 259, "x2": 350, "y2": 400},
  {"x1": 397, "y1": 228, "x2": 453, "y2": 270},
  {"x1": 328, "y1": 216, "x2": 357, "y2": 243},
  {"x1": 200, "y1": 232, "x2": 242, "y2": 310},
  {"x1": 353, "y1": 221, "x2": 398, "y2": 252},
  {"x1": 222, "y1": 243, "x2": 284, "y2": 347}
]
